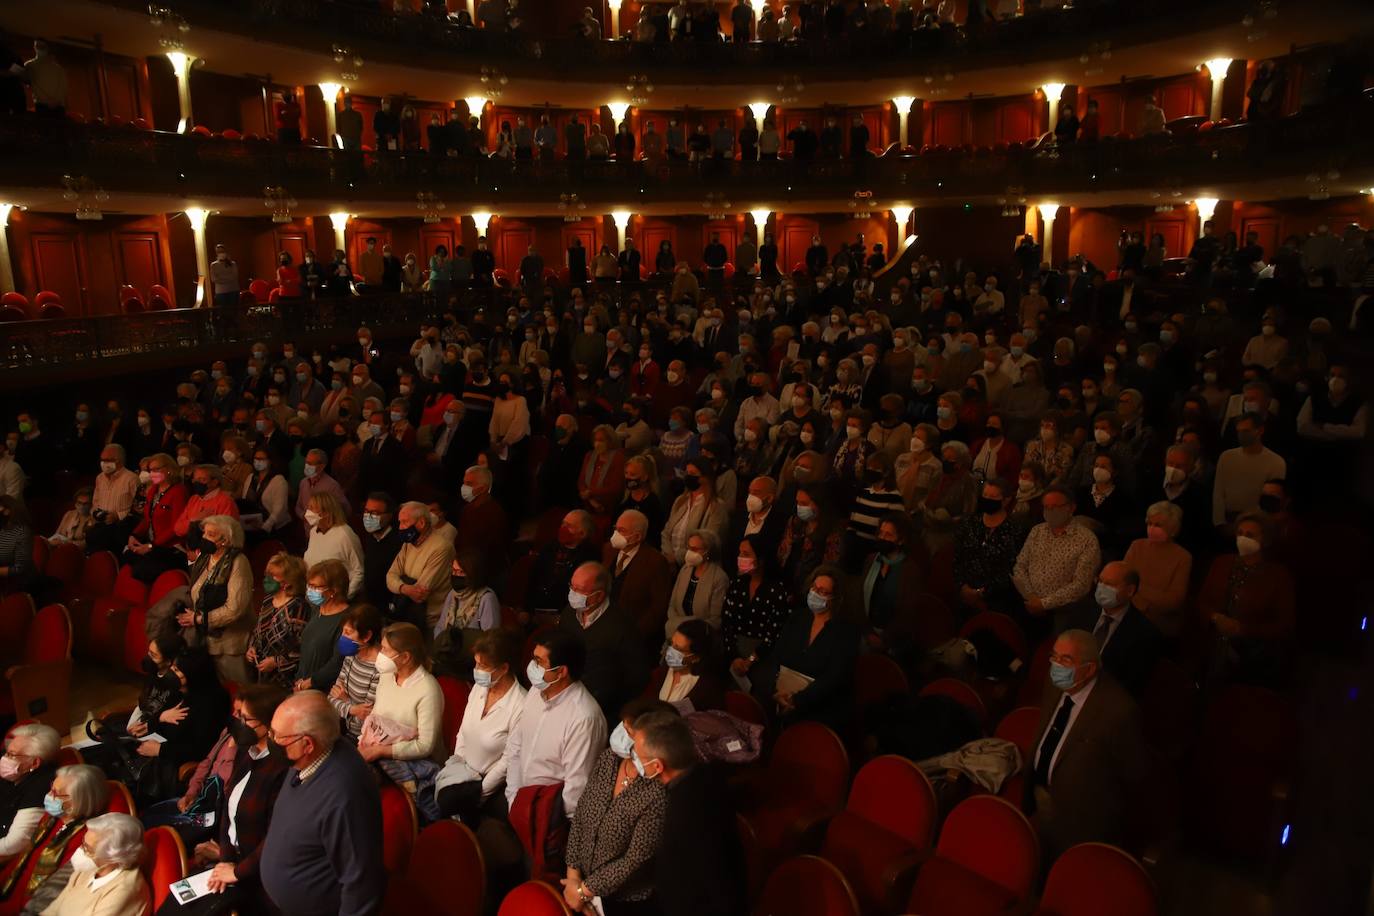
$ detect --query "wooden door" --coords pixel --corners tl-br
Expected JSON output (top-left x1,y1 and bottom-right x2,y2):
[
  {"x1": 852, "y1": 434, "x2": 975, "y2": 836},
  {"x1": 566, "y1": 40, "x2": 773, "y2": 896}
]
[
  {"x1": 104, "y1": 58, "x2": 144, "y2": 123},
  {"x1": 420, "y1": 226, "x2": 457, "y2": 262},
  {"x1": 31, "y1": 234, "x2": 88, "y2": 314},
  {"x1": 349, "y1": 228, "x2": 392, "y2": 268},
  {"x1": 995, "y1": 99, "x2": 1035, "y2": 143},
  {"x1": 931, "y1": 102, "x2": 969, "y2": 147},
  {"x1": 783, "y1": 219, "x2": 818, "y2": 276},
  {"x1": 115, "y1": 233, "x2": 164, "y2": 302},
  {"x1": 498, "y1": 224, "x2": 534, "y2": 275},
  {"x1": 274, "y1": 229, "x2": 308, "y2": 268},
  {"x1": 1158, "y1": 79, "x2": 1199, "y2": 120},
  {"x1": 561, "y1": 223, "x2": 599, "y2": 258},
  {"x1": 1146, "y1": 219, "x2": 1186, "y2": 260},
  {"x1": 1240, "y1": 217, "x2": 1280, "y2": 260}
]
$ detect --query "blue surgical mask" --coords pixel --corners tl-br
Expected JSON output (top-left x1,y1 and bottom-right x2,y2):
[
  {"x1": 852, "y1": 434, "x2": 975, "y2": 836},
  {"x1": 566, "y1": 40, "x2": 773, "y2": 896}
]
[
  {"x1": 42, "y1": 794, "x2": 64, "y2": 818},
  {"x1": 806, "y1": 589, "x2": 829, "y2": 614},
  {"x1": 665, "y1": 647, "x2": 687, "y2": 669},
  {"x1": 1049, "y1": 661, "x2": 1077, "y2": 691},
  {"x1": 306, "y1": 587, "x2": 326, "y2": 607},
  {"x1": 1094, "y1": 583, "x2": 1118, "y2": 608},
  {"x1": 362, "y1": 513, "x2": 382, "y2": 533},
  {"x1": 336, "y1": 635, "x2": 360, "y2": 657},
  {"x1": 609, "y1": 722, "x2": 634, "y2": 759},
  {"x1": 526, "y1": 659, "x2": 557, "y2": 691},
  {"x1": 937, "y1": 406, "x2": 953, "y2": 420},
  {"x1": 473, "y1": 666, "x2": 494, "y2": 688},
  {"x1": 796, "y1": 505, "x2": 816, "y2": 522}
]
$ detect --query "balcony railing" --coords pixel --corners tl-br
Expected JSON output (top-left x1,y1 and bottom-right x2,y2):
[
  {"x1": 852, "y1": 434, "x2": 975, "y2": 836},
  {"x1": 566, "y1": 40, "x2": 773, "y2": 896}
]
[
  {"x1": 4, "y1": 102, "x2": 1372, "y2": 206},
  {"x1": 92, "y1": 0, "x2": 1245, "y2": 79}
]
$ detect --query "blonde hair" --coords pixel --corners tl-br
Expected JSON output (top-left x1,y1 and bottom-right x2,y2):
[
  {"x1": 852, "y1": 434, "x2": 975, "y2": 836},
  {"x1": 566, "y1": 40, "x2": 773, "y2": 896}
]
[
  {"x1": 268, "y1": 553, "x2": 307, "y2": 597},
  {"x1": 308, "y1": 491, "x2": 346, "y2": 529},
  {"x1": 382, "y1": 622, "x2": 431, "y2": 670}
]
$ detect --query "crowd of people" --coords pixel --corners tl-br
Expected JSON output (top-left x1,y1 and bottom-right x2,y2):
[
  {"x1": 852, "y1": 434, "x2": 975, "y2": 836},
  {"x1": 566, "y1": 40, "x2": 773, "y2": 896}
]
[{"x1": 0, "y1": 214, "x2": 1367, "y2": 914}]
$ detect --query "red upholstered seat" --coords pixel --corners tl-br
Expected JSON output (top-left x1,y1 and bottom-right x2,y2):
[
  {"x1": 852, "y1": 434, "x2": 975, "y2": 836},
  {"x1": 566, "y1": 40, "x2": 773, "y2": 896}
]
[
  {"x1": 854, "y1": 652, "x2": 908, "y2": 711},
  {"x1": 1034, "y1": 843, "x2": 1157, "y2": 916},
  {"x1": 142, "y1": 826, "x2": 188, "y2": 911},
  {"x1": 121, "y1": 298, "x2": 144, "y2": 315},
  {"x1": 380, "y1": 783, "x2": 418, "y2": 873},
  {"x1": 959, "y1": 611, "x2": 1029, "y2": 662},
  {"x1": 30, "y1": 537, "x2": 48, "y2": 576},
  {"x1": 994, "y1": 706, "x2": 1041, "y2": 759},
  {"x1": 753, "y1": 855, "x2": 860, "y2": 916},
  {"x1": 436, "y1": 675, "x2": 470, "y2": 751},
  {"x1": 919, "y1": 677, "x2": 988, "y2": 726},
  {"x1": 0, "y1": 594, "x2": 35, "y2": 665},
  {"x1": 33, "y1": 291, "x2": 61, "y2": 308},
  {"x1": 821, "y1": 756, "x2": 937, "y2": 913},
  {"x1": 248, "y1": 279, "x2": 270, "y2": 300},
  {"x1": 85, "y1": 564, "x2": 146, "y2": 661},
  {"x1": 63, "y1": 550, "x2": 116, "y2": 606},
  {"x1": 498, "y1": 881, "x2": 569, "y2": 916},
  {"x1": 0, "y1": 307, "x2": 27, "y2": 323},
  {"x1": 907, "y1": 795, "x2": 1039, "y2": 916},
  {"x1": 38, "y1": 302, "x2": 66, "y2": 319},
  {"x1": 221, "y1": 128, "x2": 242, "y2": 140},
  {"x1": 191, "y1": 124, "x2": 212, "y2": 137},
  {"x1": 739, "y1": 722, "x2": 849, "y2": 864},
  {"x1": 1, "y1": 292, "x2": 29, "y2": 310},
  {"x1": 124, "y1": 570, "x2": 187, "y2": 673},
  {"x1": 1017, "y1": 636, "x2": 1055, "y2": 706},
  {"x1": 1140, "y1": 658, "x2": 1199, "y2": 763},
  {"x1": 725, "y1": 689, "x2": 767, "y2": 726},
  {"x1": 105, "y1": 780, "x2": 135, "y2": 815},
  {"x1": 384, "y1": 820, "x2": 485, "y2": 916}
]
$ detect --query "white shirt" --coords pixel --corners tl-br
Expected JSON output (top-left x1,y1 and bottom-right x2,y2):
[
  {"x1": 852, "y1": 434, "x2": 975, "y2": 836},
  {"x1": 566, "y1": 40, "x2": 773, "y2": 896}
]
[
  {"x1": 504, "y1": 681, "x2": 607, "y2": 816},
  {"x1": 450, "y1": 681, "x2": 527, "y2": 797},
  {"x1": 744, "y1": 507, "x2": 773, "y2": 537},
  {"x1": 227, "y1": 745, "x2": 270, "y2": 846},
  {"x1": 659, "y1": 671, "x2": 699, "y2": 703},
  {"x1": 304, "y1": 524, "x2": 366, "y2": 598},
  {"x1": 1034, "y1": 675, "x2": 1098, "y2": 785},
  {"x1": 86, "y1": 867, "x2": 123, "y2": 891},
  {"x1": 0, "y1": 455, "x2": 26, "y2": 503}
]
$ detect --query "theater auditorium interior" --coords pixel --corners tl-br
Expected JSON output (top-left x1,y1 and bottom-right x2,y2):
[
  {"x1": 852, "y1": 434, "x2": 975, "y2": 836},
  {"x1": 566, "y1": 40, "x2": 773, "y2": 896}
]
[{"x1": 0, "y1": 0, "x2": 1373, "y2": 913}]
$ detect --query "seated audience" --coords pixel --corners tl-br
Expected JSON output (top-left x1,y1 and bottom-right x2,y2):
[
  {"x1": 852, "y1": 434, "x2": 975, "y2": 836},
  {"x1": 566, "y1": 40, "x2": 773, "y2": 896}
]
[
  {"x1": 0, "y1": 725, "x2": 61, "y2": 862},
  {"x1": 645, "y1": 619, "x2": 727, "y2": 713},
  {"x1": 6, "y1": 764, "x2": 109, "y2": 914},
  {"x1": 755, "y1": 566, "x2": 859, "y2": 731},
  {"x1": 40, "y1": 813, "x2": 148, "y2": 915},
  {"x1": 358, "y1": 623, "x2": 445, "y2": 821},
  {"x1": 1122, "y1": 501, "x2": 1194, "y2": 636},
  {"x1": 664, "y1": 530, "x2": 729, "y2": 640}
]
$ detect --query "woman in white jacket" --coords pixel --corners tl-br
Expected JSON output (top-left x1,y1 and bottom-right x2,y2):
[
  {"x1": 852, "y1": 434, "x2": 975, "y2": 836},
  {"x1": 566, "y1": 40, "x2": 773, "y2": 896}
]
[{"x1": 664, "y1": 529, "x2": 730, "y2": 641}]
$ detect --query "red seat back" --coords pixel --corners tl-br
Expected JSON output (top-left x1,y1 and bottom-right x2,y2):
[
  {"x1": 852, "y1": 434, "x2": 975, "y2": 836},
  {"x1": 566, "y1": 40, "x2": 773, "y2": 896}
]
[
  {"x1": 46, "y1": 541, "x2": 85, "y2": 583},
  {"x1": 149, "y1": 569, "x2": 188, "y2": 606},
  {"x1": 105, "y1": 780, "x2": 135, "y2": 814},
  {"x1": 769, "y1": 722, "x2": 850, "y2": 811},
  {"x1": 844, "y1": 755, "x2": 937, "y2": 849},
  {"x1": 436, "y1": 675, "x2": 470, "y2": 752},
  {"x1": 725, "y1": 689, "x2": 766, "y2": 726},
  {"x1": 112, "y1": 564, "x2": 150, "y2": 605},
  {"x1": 959, "y1": 611, "x2": 1029, "y2": 663},
  {"x1": 406, "y1": 821, "x2": 485, "y2": 916},
  {"x1": 0, "y1": 594, "x2": 35, "y2": 660},
  {"x1": 25, "y1": 604, "x2": 71, "y2": 664},
  {"x1": 38, "y1": 302, "x2": 66, "y2": 319},
  {"x1": 0, "y1": 306, "x2": 28, "y2": 323},
  {"x1": 1016, "y1": 635, "x2": 1055, "y2": 706},
  {"x1": 33, "y1": 291, "x2": 62, "y2": 308},
  {"x1": 75, "y1": 551, "x2": 118, "y2": 600},
  {"x1": 854, "y1": 653, "x2": 908, "y2": 711},
  {"x1": 379, "y1": 783, "x2": 418, "y2": 873},
  {"x1": 754, "y1": 855, "x2": 860, "y2": 916},
  {"x1": 1, "y1": 292, "x2": 29, "y2": 310},
  {"x1": 919, "y1": 677, "x2": 987, "y2": 726},
  {"x1": 142, "y1": 826, "x2": 188, "y2": 911},
  {"x1": 993, "y1": 706, "x2": 1042, "y2": 761},
  {"x1": 249, "y1": 279, "x2": 270, "y2": 299},
  {"x1": 936, "y1": 795, "x2": 1039, "y2": 900},
  {"x1": 149, "y1": 284, "x2": 172, "y2": 303},
  {"x1": 30, "y1": 536, "x2": 49, "y2": 575},
  {"x1": 1039, "y1": 843, "x2": 1157, "y2": 916},
  {"x1": 497, "y1": 881, "x2": 569, "y2": 916}
]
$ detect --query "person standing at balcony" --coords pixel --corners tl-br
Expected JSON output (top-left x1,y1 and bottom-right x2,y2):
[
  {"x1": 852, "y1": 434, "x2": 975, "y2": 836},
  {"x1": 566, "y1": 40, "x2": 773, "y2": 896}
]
[
  {"x1": 477, "y1": 0, "x2": 505, "y2": 30},
  {"x1": 428, "y1": 245, "x2": 453, "y2": 303},
  {"x1": 1054, "y1": 104, "x2": 1080, "y2": 146},
  {"x1": 736, "y1": 235, "x2": 758, "y2": 278},
  {"x1": 565, "y1": 113, "x2": 587, "y2": 160},
  {"x1": 618, "y1": 238, "x2": 641, "y2": 284},
  {"x1": 669, "y1": 0, "x2": 690, "y2": 38},
  {"x1": 359, "y1": 238, "x2": 385, "y2": 293},
  {"x1": 381, "y1": 244, "x2": 403, "y2": 292},
  {"x1": 819, "y1": 117, "x2": 843, "y2": 159},
  {"x1": 1079, "y1": 99, "x2": 1100, "y2": 142},
  {"x1": 588, "y1": 122, "x2": 610, "y2": 160},
  {"x1": 665, "y1": 117, "x2": 686, "y2": 160},
  {"x1": 730, "y1": 0, "x2": 755, "y2": 41},
  {"x1": 520, "y1": 246, "x2": 545, "y2": 295},
  {"x1": 759, "y1": 119, "x2": 781, "y2": 161},
  {"x1": 703, "y1": 235, "x2": 729, "y2": 289},
  {"x1": 805, "y1": 235, "x2": 828, "y2": 277},
  {"x1": 427, "y1": 113, "x2": 448, "y2": 158},
  {"x1": 336, "y1": 94, "x2": 363, "y2": 151},
  {"x1": 535, "y1": 114, "x2": 558, "y2": 162},
  {"x1": 514, "y1": 116, "x2": 534, "y2": 161},
  {"x1": 615, "y1": 121, "x2": 636, "y2": 167},
  {"x1": 19, "y1": 40, "x2": 66, "y2": 116},
  {"x1": 788, "y1": 120, "x2": 818, "y2": 161},
  {"x1": 472, "y1": 237, "x2": 496, "y2": 287},
  {"x1": 758, "y1": 232, "x2": 779, "y2": 282},
  {"x1": 327, "y1": 249, "x2": 353, "y2": 298},
  {"x1": 210, "y1": 244, "x2": 240, "y2": 309},
  {"x1": 274, "y1": 90, "x2": 302, "y2": 144},
  {"x1": 400, "y1": 105, "x2": 421, "y2": 151},
  {"x1": 374, "y1": 98, "x2": 400, "y2": 152},
  {"x1": 737, "y1": 117, "x2": 759, "y2": 162}
]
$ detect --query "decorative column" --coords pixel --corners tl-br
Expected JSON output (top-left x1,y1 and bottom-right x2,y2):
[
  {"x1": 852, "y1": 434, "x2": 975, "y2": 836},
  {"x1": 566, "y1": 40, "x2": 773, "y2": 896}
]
[
  {"x1": 611, "y1": 211, "x2": 632, "y2": 252},
  {"x1": 750, "y1": 210, "x2": 770, "y2": 250},
  {"x1": 1041, "y1": 83, "x2": 1065, "y2": 136},
  {"x1": 1037, "y1": 203, "x2": 1061, "y2": 265},
  {"x1": 319, "y1": 82, "x2": 342, "y2": 148},
  {"x1": 166, "y1": 52, "x2": 194, "y2": 133},
  {"x1": 328, "y1": 211, "x2": 350, "y2": 257},
  {"x1": 0, "y1": 204, "x2": 15, "y2": 294},
  {"x1": 606, "y1": 0, "x2": 622, "y2": 37},
  {"x1": 1204, "y1": 58, "x2": 1232, "y2": 119},
  {"x1": 891, "y1": 96, "x2": 915, "y2": 147},
  {"x1": 890, "y1": 206, "x2": 913, "y2": 245},
  {"x1": 184, "y1": 207, "x2": 211, "y2": 306}
]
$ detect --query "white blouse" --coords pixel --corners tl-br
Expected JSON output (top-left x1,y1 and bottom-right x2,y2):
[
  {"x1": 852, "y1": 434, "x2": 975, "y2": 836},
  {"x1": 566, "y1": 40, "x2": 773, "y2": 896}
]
[{"x1": 451, "y1": 681, "x2": 527, "y2": 797}]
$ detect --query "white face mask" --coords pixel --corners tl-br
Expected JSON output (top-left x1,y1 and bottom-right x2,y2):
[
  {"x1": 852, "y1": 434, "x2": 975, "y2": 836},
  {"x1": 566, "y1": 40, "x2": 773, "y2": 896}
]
[
  {"x1": 374, "y1": 652, "x2": 397, "y2": 675},
  {"x1": 69, "y1": 849, "x2": 96, "y2": 873}
]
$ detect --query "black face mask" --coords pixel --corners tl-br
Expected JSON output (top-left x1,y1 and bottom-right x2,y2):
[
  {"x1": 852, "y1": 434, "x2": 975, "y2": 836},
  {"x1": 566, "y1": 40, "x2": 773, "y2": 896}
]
[
  {"x1": 682, "y1": 475, "x2": 701, "y2": 492},
  {"x1": 875, "y1": 540, "x2": 899, "y2": 555},
  {"x1": 625, "y1": 479, "x2": 643, "y2": 491},
  {"x1": 979, "y1": 496, "x2": 1003, "y2": 515},
  {"x1": 493, "y1": 383, "x2": 510, "y2": 397},
  {"x1": 451, "y1": 575, "x2": 468, "y2": 591},
  {"x1": 141, "y1": 656, "x2": 161, "y2": 677},
  {"x1": 1258, "y1": 494, "x2": 1281, "y2": 513},
  {"x1": 398, "y1": 526, "x2": 421, "y2": 545},
  {"x1": 189, "y1": 481, "x2": 209, "y2": 497},
  {"x1": 749, "y1": 385, "x2": 764, "y2": 397},
  {"x1": 984, "y1": 426, "x2": 1002, "y2": 440},
  {"x1": 228, "y1": 718, "x2": 259, "y2": 748},
  {"x1": 1054, "y1": 397, "x2": 1071, "y2": 410},
  {"x1": 941, "y1": 459, "x2": 957, "y2": 475}
]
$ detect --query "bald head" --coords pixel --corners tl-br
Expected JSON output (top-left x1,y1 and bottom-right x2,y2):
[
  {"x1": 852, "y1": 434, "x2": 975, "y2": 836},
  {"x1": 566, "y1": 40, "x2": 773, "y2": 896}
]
[{"x1": 271, "y1": 691, "x2": 340, "y2": 769}]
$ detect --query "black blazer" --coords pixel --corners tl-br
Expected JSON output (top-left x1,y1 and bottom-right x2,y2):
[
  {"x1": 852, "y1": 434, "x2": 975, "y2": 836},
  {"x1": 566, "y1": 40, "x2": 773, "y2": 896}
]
[
  {"x1": 358, "y1": 434, "x2": 406, "y2": 501},
  {"x1": 1069, "y1": 603, "x2": 1163, "y2": 699},
  {"x1": 655, "y1": 764, "x2": 746, "y2": 916},
  {"x1": 558, "y1": 605, "x2": 649, "y2": 725},
  {"x1": 217, "y1": 745, "x2": 290, "y2": 884}
]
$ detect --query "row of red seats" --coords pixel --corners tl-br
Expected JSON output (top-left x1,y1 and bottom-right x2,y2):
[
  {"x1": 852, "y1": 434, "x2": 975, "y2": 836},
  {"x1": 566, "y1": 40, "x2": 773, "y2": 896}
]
[{"x1": 0, "y1": 290, "x2": 64, "y2": 322}]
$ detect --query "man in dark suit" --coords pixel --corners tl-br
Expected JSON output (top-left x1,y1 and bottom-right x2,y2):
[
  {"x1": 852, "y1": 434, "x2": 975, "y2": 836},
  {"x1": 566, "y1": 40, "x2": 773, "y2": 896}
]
[
  {"x1": 357, "y1": 410, "x2": 406, "y2": 501},
  {"x1": 730, "y1": 475, "x2": 786, "y2": 560},
  {"x1": 1154, "y1": 443, "x2": 1213, "y2": 558},
  {"x1": 559, "y1": 561, "x2": 650, "y2": 725},
  {"x1": 454, "y1": 465, "x2": 509, "y2": 577},
  {"x1": 602, "y1": 509, "x2": 672, "y2": 652},
  {"x1": 1025, "y1": 629, "x2": 1150, "y2": 858},
  {"x1": 1070, "y1": 561, "x2": 1163, "y2": 698},
  {"x1": 637, "y1": 713, "x2": 746, "y2": 916},
  {"x1": 253, "y1": 409, "x2": 293, "y2": 467}
]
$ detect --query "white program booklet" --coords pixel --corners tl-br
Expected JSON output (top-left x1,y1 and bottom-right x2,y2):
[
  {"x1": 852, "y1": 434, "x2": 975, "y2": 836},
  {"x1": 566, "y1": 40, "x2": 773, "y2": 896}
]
[{"x1": 168, "y1": 869, "x2": 215, "y2": 905}]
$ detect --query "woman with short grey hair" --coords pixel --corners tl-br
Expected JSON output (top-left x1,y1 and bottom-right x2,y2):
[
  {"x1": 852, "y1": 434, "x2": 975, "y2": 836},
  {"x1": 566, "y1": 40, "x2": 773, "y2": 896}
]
[
  {"x1": 40, "y1": 812, "x2": 148, "y2": 914},
  {"x1": 1122, "y1": 500, "x2": 1194, "y2": 637},
  {"x1": 180, "y1": 513, "x2": 255, "y2": 685},
  {"x1": 665, "y1": 529, "x2": 729, "y2": 641},
  {"x1": 14, "y1": 765, "x2": 110, "y2": 914}
]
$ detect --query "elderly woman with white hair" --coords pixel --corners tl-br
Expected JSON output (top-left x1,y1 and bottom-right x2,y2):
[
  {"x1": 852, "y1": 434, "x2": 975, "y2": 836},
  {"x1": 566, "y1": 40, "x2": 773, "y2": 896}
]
[
  {"x1": 39, "y1": 812, "x2": 148, "y2": 915},
  {"x1": 919, "y1": 440, "x2": 979, "y2": 553},
  {"x1": 9, "y1": 764, "x2": 109, "y2": 914},
  {"x1": 664, "y1": 529, "x2": 730, "y2": 642},
  {"x1": 0, "y1": 724, "x2": 61, "y2": 863},
  {"x1": 175, "y1": 514, "x2": 255, "y2": 685},
  {"x1": 1122, "y1": 501, "x2": 1194, "y2": 635}
]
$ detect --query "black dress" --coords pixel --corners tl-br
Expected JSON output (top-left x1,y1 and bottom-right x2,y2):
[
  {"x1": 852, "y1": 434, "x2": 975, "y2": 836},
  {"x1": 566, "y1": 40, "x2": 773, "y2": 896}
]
[{"x1": 568, "y1": 246, "x2": 589, "y2": 287}]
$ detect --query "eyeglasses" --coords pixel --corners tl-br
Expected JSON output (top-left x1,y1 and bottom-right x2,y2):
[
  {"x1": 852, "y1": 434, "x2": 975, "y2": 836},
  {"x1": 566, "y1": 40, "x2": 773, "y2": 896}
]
[{"x1": 267, "y1": 729, "x2": 305, "y2": 747}]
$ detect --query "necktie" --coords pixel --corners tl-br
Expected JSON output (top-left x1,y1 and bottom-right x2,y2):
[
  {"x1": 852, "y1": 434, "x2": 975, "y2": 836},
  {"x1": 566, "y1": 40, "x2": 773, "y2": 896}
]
[
  {"x1": 1093, "y1": 613, "x2": 1114, "y2": 645},
  {"x1": 1033, "y1": 695, "x2": 1074, "y2": 787},
  {"x1": 616, "y1": 552, "x2": 628, "y2": 576}
]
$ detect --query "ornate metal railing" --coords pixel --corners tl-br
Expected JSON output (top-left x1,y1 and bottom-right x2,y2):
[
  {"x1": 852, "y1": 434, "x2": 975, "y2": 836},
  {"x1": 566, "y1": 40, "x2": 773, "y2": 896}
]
[
  {"x1": 91, "y1": 0, "x2": 1247, "y2": 80},
  {"x1": 4, "y1": 101, "x2": 1372, "y2": 206}
]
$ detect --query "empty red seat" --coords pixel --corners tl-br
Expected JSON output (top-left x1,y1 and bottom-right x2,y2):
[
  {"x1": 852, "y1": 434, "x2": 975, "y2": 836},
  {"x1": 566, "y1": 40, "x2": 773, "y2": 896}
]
[
  {"x1": 43, "y1": 540, "x2": 83, "y2": 585},
  {"x1": 738, "y1": 722, "x2": 849, "y2": 866},
  {"x1": 142, "y1": 826, "x2": 188, "y2": 911},
  {"x1": 37, "y1": 302, "x2": 66, "y2": 319},
  {"x1": 249, "y1": 279, "x2": 271, "y2": 300},
  {"x1": 753, "y1": 855, "x2": 859, "y2": 916},
  {"x1": 134, "y1": 117, "x2": 151, "y2": 130},
  {"x1": 221, "y1": 128, "x2": 242, "y2": 140},
  {"x1": 84, "y1": 564, "x2": 146, "y2": 663},
  {"x1": 0, "y1": 306, "x2": 29, "y2": 322},
  {"x1": 32, "y1": 291, "x2": 61, "y2": 308},
  {"x1": 436, "y1": 675, "x2": 470, "y2": 751},
  {"x1": 725, "y1": 689, "x2": 767, "y2": 727},
  {"x1": 0, "y1": 593, "x2": 35, "y2": 665},
  {"x1": 497, "y1": 881, "x2": 568, "y2": 916},
  {"x1": 959, "y1": 611, "x2": 1029, "y2": 663},
  {"x1": 191, "y1": 124, "x2": 212, "y2": 137},
  {"x1": 384, "y1": 820, "x2": 485, "y2": 916},
  {"x1": 919, "y1": 677, "x2": 987, "y2": 726},
  {"x1": 907, "y1": 795, "x2": 1039, "y2": 916},
  {"x1": 1034, "y1": 843, "x2": 1157, "y2": 916},
  {"x1": 1, "y1": 292, "x2": 28, "y2": 310},
  {"x1": 992, "y1": 704, "x2": 1041, "y2": 801},
  {"x1": 821, "y1": 756, "x2": 937, "y2": 913},
  {"x1": 30, "y1": 536, "x2": 49, "y2": 575},
  {"x1": 4, "y1": 604, "x2": 74, "y2": 732},
  {"x1": 380, "y1": 783, "x2": 418, "y2": 873}
]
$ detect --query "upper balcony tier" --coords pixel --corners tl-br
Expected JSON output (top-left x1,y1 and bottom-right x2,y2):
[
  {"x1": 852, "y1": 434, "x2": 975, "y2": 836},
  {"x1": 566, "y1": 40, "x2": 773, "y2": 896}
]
[
  {"x1": 4, "y1": 100, "x2": 1374, "y2": 217},
  {"x1": 11, "y1": 0, "x2": 1374, "y2": 108}
]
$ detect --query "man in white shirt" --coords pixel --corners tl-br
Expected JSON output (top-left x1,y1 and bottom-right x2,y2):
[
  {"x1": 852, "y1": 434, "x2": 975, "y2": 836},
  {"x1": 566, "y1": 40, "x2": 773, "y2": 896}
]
[
  {"x1": 1212, "y1": 415, "x2": 1286, "y2": 526},
  {"x1": 87, "y1": 443, "x2": 141, "y2": 553},
  {"x1": 733, "y1": 372, "x2": 780, "y2": 442},
  {"x1": 0, "y1": 440, "x2": 23, "y2": 505},
  {"x1": 1011, "y1": 487, "x2": 1101, "y2": 630},
  {"x1": 974, "y1": 275, "x2": 1005, "y2": 315},
  {"x1": 504, "y1": 630, "x2": 607, "y2": 818}
]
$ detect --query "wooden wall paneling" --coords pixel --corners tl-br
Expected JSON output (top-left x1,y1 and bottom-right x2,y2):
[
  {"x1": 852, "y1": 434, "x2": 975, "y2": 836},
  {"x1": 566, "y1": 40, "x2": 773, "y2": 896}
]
[
  {"x1": 782, "y1": 217, "x2": 819, "y2": 275},
  {"x1": 103, "y1": 58, "x2": 143, "y2": 123},
  {"x1": 1158, "y1": 78, "x2": 1199, "y2": 121},
  {"x1": 1146, "y1": 218, "x2": 1187, "y2": 260},
  {"x1": 1087, "y1": 87, "x2": 1125, "y2": 137},
  {"x1": 497, "y1": 223, "x2": 535, "y2": 275},
  {"x1": 114, "y1": 232, "x2": 164, "y2": 302},
  {"x1": 995, "y1": 98, "x2": 1035, "y2": 143},
  {"x1": 31, "y1": 233, "x2": 88, "y2": 315},
  {"x1": 931, "y1": 102, "x2": 968, "y2": 147}
]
